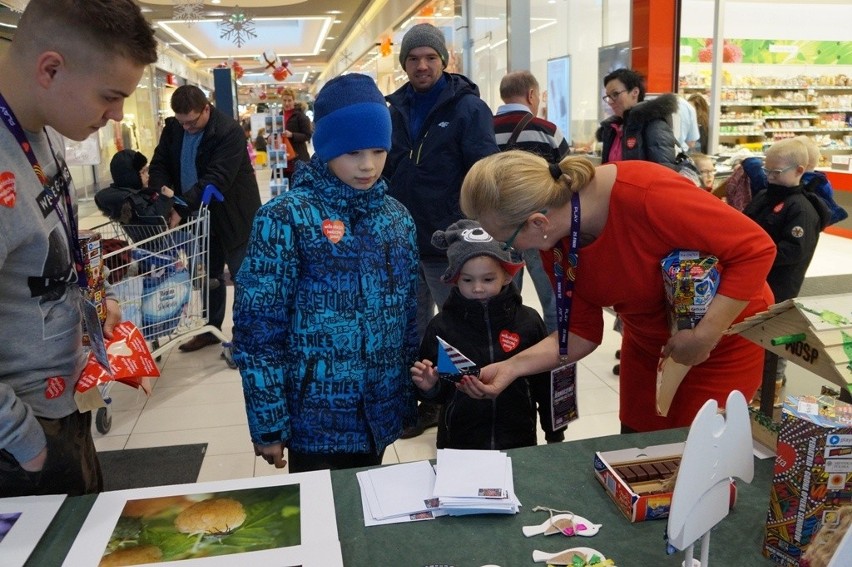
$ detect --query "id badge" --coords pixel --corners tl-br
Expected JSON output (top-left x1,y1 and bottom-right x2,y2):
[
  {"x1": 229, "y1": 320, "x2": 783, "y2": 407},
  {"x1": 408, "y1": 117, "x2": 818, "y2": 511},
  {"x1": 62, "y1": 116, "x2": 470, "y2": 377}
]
[
  {"x1": 82, "y1": 298, "x2": 110, "y2": 373},
  {"x1": 551, "y1": 363, "x2": 578, "y2": 431}
]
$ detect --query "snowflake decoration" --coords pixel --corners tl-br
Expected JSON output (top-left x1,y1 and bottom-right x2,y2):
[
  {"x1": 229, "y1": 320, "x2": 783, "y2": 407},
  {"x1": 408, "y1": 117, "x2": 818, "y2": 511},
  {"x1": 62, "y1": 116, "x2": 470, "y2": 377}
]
[
  {"x1": 173, "y1": 0, "x2": 204, "y2": 25},
  {"x1": 219, "y1": 5, "x2": 257, "y2": 48}
]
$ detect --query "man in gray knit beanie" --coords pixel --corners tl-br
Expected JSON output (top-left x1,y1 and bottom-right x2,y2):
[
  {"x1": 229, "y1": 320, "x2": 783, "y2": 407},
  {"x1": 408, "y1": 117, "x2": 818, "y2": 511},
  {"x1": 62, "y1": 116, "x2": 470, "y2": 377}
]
[
  {"x1": 385, "y1": 21, "x2": 499, "y2": 438},
  {"x1": 399, "y1": 23, "x2": 449, "y2": 69}
]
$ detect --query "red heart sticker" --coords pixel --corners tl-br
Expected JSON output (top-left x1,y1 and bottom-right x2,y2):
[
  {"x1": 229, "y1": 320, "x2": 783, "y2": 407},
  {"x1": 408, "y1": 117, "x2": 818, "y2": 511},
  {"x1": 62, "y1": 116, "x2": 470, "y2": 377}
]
[
  {"x1": 626, "y1": 137, "x2": 637, "y2": 149},
  {"x1": 322, "y1": 219, "x2": 345, "y2": 243},
  {"x1": 45, "y1": 376, "x2": 66, "y2": 399},
  {"x1": 0, "y1": 171, "x2": 16, "y2": 208},
  {"x1": 499, "y1": 330, "x2": 520, "y2": 352}
]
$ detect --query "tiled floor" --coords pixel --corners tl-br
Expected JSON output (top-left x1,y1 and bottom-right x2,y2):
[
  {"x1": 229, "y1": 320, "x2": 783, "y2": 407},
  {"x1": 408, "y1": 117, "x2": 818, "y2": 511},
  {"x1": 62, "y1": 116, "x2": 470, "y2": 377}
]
[{"x1": 79, "y1": 171, "x2": 852, "y2": 482}]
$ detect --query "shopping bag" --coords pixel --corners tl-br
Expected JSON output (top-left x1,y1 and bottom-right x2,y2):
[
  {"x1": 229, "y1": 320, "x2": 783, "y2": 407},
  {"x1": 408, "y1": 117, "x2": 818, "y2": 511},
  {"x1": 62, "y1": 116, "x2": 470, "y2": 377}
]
[{"x1": 283, "y1": 135, "x2": 297, "y2": 161}]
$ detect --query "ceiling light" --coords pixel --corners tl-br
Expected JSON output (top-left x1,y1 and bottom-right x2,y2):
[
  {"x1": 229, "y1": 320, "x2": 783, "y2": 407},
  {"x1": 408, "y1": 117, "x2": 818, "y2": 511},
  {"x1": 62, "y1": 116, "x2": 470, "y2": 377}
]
[
  {"x1": 327, "y1": 10, "x2": 342, "y2": 15},
  {"x1": 325, "y1": 37, "x2": 335, "y2": 41},
  {"x1": 334, "y1": 19, "x2": 342, "y2": 24}
]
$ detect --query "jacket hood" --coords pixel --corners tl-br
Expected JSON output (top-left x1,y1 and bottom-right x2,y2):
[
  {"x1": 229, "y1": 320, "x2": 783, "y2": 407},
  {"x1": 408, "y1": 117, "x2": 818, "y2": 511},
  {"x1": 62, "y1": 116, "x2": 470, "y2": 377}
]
[
  {"x1": 441, "y1": 282, "x2": 523, "y2": 328},
  {"x1": 597, "y1": 93, "x2": 678, "y2": 139},
  {"x1": 385, "y1": 72, "x2": 480, "y2": 107},
  {"x1": 109, "y1": 149, "x2": 147, "y2": 190},
  {"x1": 292, "y1": 154, "x2": 388, "y2": 217}
]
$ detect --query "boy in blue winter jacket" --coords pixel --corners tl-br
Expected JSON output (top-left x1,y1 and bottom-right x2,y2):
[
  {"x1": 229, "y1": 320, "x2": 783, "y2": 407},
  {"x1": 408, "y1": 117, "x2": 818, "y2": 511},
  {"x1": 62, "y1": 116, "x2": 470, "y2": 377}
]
[
  {"x1": 411, "y1": 220, "x2": 565, "y2": 450},
  {"x1": 233, "y1": 74, "x2": 420, "y2": 473}
]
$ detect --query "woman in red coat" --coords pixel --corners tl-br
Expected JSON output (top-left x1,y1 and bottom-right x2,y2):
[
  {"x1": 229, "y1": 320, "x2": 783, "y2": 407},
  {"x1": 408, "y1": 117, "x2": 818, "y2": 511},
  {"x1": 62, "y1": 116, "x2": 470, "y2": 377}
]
[{"x1": 458, "y1": 151, "x2": 775, "y2": 432}]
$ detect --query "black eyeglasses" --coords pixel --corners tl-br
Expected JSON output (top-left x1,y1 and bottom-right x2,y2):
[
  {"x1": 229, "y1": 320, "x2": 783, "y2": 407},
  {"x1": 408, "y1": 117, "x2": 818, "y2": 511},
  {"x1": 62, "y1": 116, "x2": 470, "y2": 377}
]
[
  {"x1": 761, "y1": 165, "x2": 795, "y2": 177},
  {"x1": 602, "y1": 89, "x2": 626, "y2": 103},
  {"x1": 177, "y1": 105, "x2": 208, "y2": 128},
  {"x1": 500, "y1": 220, "x2": 527, "y2": 252},
  {"x1": 499, "y1": 209, "x2": 548, "y2": 251}
]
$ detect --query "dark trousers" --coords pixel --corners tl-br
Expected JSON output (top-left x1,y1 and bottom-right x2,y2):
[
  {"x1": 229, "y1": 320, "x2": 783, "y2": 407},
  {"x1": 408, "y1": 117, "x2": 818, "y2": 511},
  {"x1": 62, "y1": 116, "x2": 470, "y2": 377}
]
[
  {"x1": 287, "y1": 449, "x2": 385, "y2": 473},
  {"x1": 208, "y1": 233, "x2": 248, "y2": 331},
  {"x1": 0, "y1": 411, "x2": 102, "y2": 497}
]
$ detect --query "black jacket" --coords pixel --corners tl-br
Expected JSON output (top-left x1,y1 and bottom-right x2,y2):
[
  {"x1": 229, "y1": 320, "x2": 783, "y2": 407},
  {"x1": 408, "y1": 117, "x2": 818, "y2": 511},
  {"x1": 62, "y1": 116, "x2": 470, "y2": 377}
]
[
  {"x1": 596, "y1": 94, "x2": 678, "y2": 168},
  {"x1": 418, "y1": 284, "x2": 562, "y2": 450},
  {"x1": 744, "y1": 184, "x2": 831, "y2": 302},
  {"x1": 149, "y1": 105, "x2": 261, "y2": 250},
  {"x1": 384, "y1": 73, "x2": 499, "y2": 258},
  {"x1": 284, "y1": 106, "x2": 312, "y2": 165}
]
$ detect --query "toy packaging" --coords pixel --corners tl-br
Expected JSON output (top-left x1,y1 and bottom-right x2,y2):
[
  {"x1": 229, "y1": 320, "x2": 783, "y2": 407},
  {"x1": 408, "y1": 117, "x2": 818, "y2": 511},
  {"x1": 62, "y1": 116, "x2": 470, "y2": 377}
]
[
  {"x1": 78, "y1": 229, "x2": 106, "y2": 346},
  {"x1": 764, "y1": 395, "x2": 852, "y2": 566},
  {"x1": 660, "y1": 250, "x2": 720, "y2": 333}
]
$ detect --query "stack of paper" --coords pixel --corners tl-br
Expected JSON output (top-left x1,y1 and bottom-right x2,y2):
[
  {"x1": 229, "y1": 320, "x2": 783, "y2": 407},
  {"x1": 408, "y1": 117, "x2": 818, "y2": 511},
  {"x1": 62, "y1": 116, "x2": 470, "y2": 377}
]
[
  {"x1": 356, "y1": 460, "x2": 447, "y2": 526},
  {"x1": 432, "y1": 448, "x2": 521, "y2": 515}
]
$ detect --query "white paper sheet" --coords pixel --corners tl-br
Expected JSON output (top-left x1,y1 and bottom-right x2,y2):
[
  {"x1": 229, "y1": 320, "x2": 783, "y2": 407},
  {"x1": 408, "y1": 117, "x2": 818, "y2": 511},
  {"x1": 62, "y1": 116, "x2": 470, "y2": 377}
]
[
  {"x1": 433, "y1": 449, "x2": 508, "y2": 499},
  {"x1": 0, "y1": 494, "x2": 65, "y2": 567},
  {"x1": 357, "y1": 460, "x2": 439, "y2": 520}
]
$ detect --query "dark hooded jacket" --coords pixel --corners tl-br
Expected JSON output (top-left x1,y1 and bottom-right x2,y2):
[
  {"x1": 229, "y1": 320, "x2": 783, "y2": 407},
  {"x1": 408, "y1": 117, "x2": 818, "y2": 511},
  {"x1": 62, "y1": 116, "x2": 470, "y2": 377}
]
[
  {"x1": 596, "y1": 94, "x2": 679, "y2": 168},
  {"x1": 417, "y1": 284, "x2": 562, "y2": 450},
  {"x1": 384, "y1": 73, "x2": 499, "y2": 258},
  {"x1": 95, "y1": 149, "x2": 172, "y2": 225},
  {"x1": 743, "y1": 183, "x2": 831, "y2": 302},
  {"x1": 148, "y1": 105, "x2": 261, "y2": 250}
]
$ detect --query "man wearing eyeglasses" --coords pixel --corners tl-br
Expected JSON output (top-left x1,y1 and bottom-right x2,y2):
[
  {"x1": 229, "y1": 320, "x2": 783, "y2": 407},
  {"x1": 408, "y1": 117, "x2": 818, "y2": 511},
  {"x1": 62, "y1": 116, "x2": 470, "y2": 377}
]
[
  {"x1": 596, "y1": 68, "x2": 678, "y2": 168},
  {"x1": 149, "y1": 85, "x2": 261, "y2": 353}
]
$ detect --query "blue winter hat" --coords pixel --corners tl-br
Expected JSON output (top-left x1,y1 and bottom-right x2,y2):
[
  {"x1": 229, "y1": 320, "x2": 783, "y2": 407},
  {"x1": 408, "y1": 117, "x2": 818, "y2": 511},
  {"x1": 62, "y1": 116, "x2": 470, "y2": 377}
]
[{"x1": 312, "y1": 73, "x2": 391, "y2": 162}]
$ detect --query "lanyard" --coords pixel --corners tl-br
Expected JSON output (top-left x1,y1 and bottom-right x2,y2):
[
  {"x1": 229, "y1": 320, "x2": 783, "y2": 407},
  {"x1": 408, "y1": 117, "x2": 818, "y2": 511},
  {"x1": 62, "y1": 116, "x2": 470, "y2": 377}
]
[
  {"x1": 0, "y1": 91, "x2": 87, "y2": 288},
  {"x1": 554, "y1": 191, "x2": 580, "y2": 361}
]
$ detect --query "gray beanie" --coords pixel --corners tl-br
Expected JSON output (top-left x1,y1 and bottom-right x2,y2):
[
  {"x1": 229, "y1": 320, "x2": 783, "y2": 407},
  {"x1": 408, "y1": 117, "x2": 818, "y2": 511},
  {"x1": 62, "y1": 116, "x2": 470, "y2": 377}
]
[
  {"x1": 399, "y1": 23, "x2": 449, "y2": 69},
  {"x1": 432, "y1": 220, "x2": 524, "y2": 284}
]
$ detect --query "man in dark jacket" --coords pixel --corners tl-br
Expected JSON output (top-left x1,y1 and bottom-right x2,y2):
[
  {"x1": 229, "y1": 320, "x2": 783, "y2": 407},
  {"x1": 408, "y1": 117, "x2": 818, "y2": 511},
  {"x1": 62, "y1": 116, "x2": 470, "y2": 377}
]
[
  {"x1": 596, "y1": 68, "x2": 678, "y2": 168},
  {"x1": 384, "y1": 23, "x2": 500, "y2": 437},
  {"x1": 149, "y1": 85, "x2": 261, "y2": 352}
]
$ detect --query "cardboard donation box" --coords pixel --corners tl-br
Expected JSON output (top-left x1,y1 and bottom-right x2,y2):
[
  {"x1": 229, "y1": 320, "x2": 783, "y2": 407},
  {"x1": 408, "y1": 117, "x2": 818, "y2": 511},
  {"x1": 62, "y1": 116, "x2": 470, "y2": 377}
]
[
  {"x1": 764, "y1": 395, "x2": 852, "y2": 566},
  {"x1": 593, "y1": 442, "x2": 737, "y2": 523}
]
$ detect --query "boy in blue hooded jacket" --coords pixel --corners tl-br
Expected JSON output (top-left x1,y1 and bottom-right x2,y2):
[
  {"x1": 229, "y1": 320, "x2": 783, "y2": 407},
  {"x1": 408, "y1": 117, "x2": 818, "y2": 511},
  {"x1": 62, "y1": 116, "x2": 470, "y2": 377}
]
[{"x1": 233, "y1": 74, "x2": 419, "y2": 473}]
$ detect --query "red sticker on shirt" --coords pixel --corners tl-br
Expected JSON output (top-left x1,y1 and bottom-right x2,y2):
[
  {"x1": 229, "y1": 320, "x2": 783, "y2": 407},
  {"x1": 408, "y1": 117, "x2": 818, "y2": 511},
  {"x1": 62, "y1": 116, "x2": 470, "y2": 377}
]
[
  {"x1": 499, "y1": 330, "x2": 520, "y2": 352},
  {"x1": 625, "y1": 137, "x2": 637, "y2": 149},
  {"x1": 322, "y1": 219, "x2": 345, "y2": 243},
  {"x1": 45, "y1": 376, "x2": 66, "y2": 399},
  {"x1": 0, "y1": 171, "x2": 16, "y2": 208},
  {"x1": 773, "y1": 202, "x2": 785, "y2": 214}
]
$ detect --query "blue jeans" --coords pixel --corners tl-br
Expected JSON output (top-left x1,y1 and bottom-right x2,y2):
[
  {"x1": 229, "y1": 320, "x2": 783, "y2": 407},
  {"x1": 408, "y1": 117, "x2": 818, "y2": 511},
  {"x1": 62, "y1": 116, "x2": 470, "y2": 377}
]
[
  {"x1": 513, "y1": 249, "x2": 558, "y2": 334},
  {"x1": 417, "y1": 258, "x2": 452, "y2": 341}
]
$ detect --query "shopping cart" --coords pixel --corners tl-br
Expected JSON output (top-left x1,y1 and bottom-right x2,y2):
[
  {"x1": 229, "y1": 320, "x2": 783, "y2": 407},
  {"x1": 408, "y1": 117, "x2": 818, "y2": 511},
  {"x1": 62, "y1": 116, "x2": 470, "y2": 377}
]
[{"x1": 90, "y1": 204, "x2": 233, "y2": 433}]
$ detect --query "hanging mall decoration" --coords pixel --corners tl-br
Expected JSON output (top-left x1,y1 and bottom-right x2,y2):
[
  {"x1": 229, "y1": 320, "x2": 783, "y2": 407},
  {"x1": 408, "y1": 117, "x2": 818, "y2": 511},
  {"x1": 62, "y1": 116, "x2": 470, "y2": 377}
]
[
  {"x1": 173, "y1": 0, "x2": 204, "y2": 25},
  {"x1": 219, "y1": 5, "x2": 256, "y2": 48}
]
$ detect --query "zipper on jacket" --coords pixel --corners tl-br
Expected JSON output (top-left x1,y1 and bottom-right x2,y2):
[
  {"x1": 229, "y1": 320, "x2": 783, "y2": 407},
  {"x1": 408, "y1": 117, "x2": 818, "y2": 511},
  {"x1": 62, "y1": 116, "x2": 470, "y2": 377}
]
[
  {"x1": 384, "y1": 244, "x2": 396, "y2": 295},
  {"x1": 299, "y1": 356, "x2": 317, "y2": 402},
  {"x1": 413, "y1": 130, "x2": 429, "y2": 165},
  {"x1": 483, "y1": 307, "x2": 498, "y2": 450}
]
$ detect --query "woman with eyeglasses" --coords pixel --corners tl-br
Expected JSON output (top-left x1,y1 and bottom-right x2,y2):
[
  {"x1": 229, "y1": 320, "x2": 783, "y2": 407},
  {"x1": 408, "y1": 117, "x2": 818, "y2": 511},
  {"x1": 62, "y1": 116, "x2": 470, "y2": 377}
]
[
  {"x1": 456, "y1": 151, "x2": 776, "y2": 433},
  {"x1": 597, "y1": 68, "x2": 679, "y2": 169}
]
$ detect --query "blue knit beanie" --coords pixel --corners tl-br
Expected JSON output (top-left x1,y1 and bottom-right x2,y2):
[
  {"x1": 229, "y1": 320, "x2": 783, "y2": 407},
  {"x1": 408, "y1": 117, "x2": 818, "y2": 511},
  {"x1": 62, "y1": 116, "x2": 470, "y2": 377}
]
[{"x1": 312, "y1": 73, "x2": 391, "y2": 162}]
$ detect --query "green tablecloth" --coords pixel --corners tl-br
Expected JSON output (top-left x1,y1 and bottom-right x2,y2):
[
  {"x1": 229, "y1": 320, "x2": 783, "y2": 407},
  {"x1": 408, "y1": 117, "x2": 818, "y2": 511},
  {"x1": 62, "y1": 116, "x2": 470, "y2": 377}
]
[{"x1": 25, "y1": 428, "x2": 775, "y2": 566}]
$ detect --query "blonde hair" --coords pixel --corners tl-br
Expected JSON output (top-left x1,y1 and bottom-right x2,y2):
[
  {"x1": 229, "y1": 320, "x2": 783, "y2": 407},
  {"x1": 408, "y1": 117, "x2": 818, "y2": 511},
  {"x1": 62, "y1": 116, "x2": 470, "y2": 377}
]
[
  {"x1": 793, "y1": 135, "x2": 819, "y2": 171},
  {"x1": 460, "y1": 151, "x2": 595, "y2": 232},
  {"x1": 801, "y1": 505, "x2": 852, "y2": 567},
  {"x1": 280, "y1": 88, "x2": 296, "y2": 100},
  {"x1": 766, "y1": 138, "x2": 808, "y2": 169}
]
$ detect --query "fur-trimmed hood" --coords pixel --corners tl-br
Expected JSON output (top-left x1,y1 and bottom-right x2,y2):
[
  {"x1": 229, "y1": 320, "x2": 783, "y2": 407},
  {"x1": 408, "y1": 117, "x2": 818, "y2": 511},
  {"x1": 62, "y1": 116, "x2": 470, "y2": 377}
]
[{"x1": 597, "y1": 93, "x2": 678, "y2": 137}]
